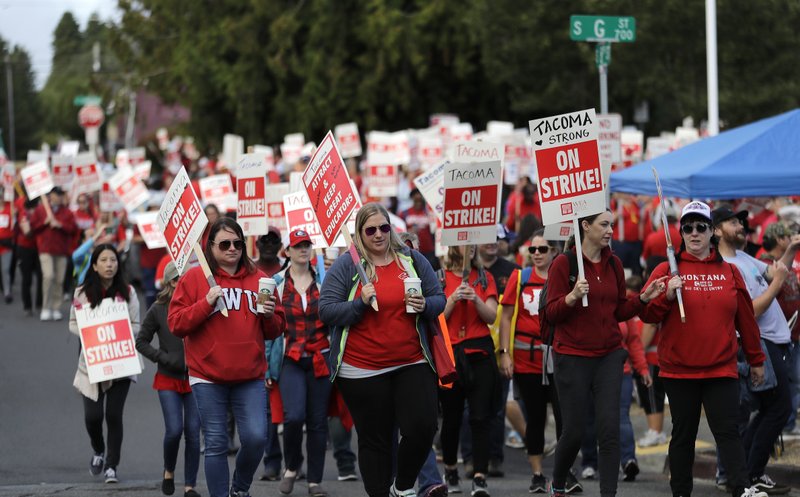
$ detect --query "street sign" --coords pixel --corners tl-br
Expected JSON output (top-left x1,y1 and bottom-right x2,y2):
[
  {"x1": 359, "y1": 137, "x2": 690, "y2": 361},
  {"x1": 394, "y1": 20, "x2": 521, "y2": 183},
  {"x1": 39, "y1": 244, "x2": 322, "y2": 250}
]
[
  {"x1": 570, "y1": 15, "x2": 636, "y2": 43},
  {"x1": 73, "y1": 95, "x2": 102, "y2": 106},
  {"x1": 596, "y1": 43, "x2": 611, "y2": 67}
]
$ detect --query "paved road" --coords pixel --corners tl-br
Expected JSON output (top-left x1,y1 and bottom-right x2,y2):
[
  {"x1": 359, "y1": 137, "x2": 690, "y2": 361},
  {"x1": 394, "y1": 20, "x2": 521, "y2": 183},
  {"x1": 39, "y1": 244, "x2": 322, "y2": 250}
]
[{"x1": 0, "y1": 281, "x2": 776, "y2": 497}]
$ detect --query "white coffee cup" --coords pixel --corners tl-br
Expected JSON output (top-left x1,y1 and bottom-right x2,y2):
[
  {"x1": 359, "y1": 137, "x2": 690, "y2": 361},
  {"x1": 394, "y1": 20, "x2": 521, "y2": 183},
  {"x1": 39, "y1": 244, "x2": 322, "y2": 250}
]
[
  {"x1": 325, "y1": 247, "x2": 339, "y2": 260},
  {"x1": 258, "y1": 277, "x2": 277, "y2": 313},
  {"x1": 404, "y1": 277, "x2": 422, "y2": 313}
]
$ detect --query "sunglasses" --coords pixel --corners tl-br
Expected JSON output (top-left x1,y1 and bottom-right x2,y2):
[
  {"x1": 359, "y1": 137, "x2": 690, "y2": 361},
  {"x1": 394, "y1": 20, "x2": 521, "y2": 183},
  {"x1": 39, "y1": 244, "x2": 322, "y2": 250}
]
[
  {"x1": 364, "y1": 223, "x2": 391, "y2": 237},
  {"x1": 213, "y1": 239, "x2": 245, "y2": 251},
  {"x1": 681, "y1": 223, "x2": 710, "y2": 235},
  {"x1": 528, "y1": 245, "x2": 551, "y2": 254}
]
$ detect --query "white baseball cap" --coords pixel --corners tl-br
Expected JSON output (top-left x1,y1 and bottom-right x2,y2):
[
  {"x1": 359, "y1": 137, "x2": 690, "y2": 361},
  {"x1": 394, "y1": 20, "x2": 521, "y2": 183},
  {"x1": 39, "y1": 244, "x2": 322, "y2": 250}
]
[{"x1": 680, "y1": 201, "x2": 713, "y2": 223}]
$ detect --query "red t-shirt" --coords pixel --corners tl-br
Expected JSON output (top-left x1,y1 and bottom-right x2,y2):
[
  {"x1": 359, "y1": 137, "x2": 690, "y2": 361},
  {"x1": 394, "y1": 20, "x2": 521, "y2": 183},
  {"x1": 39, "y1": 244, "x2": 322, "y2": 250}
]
[
  {"x1": 444, "y1": 269, "x2": 498, "y2": 346},
  {"x1": 642, "y1": 225, "x2": 681, "y2": 261},
  {"x1": 343, "y1": 263, "x2": 424, "y2": 370},
  {"x1": 400, "y1": 206, "x2": 435, "y2": 254},
  {"x1": 501, "y1": 269, "x2": 545, "y2": 374}
]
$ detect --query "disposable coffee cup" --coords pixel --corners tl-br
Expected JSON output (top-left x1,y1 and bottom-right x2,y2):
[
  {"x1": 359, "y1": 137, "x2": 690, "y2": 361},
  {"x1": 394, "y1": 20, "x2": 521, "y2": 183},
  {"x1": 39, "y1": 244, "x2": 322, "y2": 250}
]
[
  {"x1": 404, "y1": 277, "x2": 422, "y2": 313},
  {"x1": 325, "y1": 247, "x2": 339, "y2": 260},
  {"x1": 258, "y1": 277, "x2": 277, "y2": 313}
]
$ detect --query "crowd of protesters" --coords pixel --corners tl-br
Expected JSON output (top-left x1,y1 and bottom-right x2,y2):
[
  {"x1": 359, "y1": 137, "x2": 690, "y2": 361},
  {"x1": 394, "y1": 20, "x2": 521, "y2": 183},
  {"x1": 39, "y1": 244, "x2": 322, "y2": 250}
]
[{"x1": 2, "y1": 140, "x2": 800, "y2": 497}]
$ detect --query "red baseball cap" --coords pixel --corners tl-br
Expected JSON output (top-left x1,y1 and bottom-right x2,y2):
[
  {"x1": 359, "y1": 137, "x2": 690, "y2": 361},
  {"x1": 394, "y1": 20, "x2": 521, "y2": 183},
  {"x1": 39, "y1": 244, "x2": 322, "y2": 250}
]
[{"x1": 288, "y1": 229, "x2": 313, "y2": 248}]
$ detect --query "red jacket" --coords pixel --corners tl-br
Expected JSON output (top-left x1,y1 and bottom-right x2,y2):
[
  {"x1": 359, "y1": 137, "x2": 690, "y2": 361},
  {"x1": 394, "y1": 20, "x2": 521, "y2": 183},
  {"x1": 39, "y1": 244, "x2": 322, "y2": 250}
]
[
  {"x1": 545, "y1": 247, "x2": 644, "y2": 357},
  {"x1": 641, "y1": 250, "x2": 765, "y2": 379},
  {"x1": 620, "y1": 317, "x2": 648, "y2": 376},
  {"x1": 29, "y1": 203, "x2": 78, "y2": 256},
  {"x1": 168, "y1": 264, "x2": 286, "y2": 383}
]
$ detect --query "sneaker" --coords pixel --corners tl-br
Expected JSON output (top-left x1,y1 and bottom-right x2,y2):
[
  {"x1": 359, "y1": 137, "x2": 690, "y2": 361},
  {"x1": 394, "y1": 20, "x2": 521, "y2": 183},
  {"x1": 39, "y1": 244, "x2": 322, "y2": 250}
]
[
  {"x1": 389, "y1": 482, "x2": 417, "y2": 497},
  {"x1": 549, "y1": 483, "x2": 567, "y2": 497},
  {"x1": 279, "y1": 470, "x2": 298, "y2": 494},
  {"x1": 488, "y1": 459, "x2": 504, "y2": 477},
  {"x1": 337, "y1": 473, "x2": 358, "y2": 481},
  {"x1": 564, "y1": 471, "x2": 583, "y2": 493},
  {"x1": 52, "y1": 309, "x2": 63, "y2": 320},
  {"x1": 308, "y1": 483, "x2": 329, "y2": 497},
  {"x1": 104, "y1": 467, "x2": 118, "y2": 483},
  {"x1": 529, "y1": 473, "x2": 549, "y2": 493},
  {"x1": 580, "y1": 467, "x2": 595, "y2": 480},
  {"x1": 783, "y1": 425, "x2": 800, "y2": 437},
  {"x1": 40, "y1": 309, "x2": 52, "y2": 321},
  {"x1": 738, "y1": 487, "x2": 769, "y2": 497},
  {"x1": 229, "y1": 491, "x2": 251, "y2": 497},
  {"x1": 622, "y1": 459, "x2": 639, "y2": 482},
  {"x1": 750, "y1": 474, "x2": 791, "y2": 495},
  {"x1": 637, "y1": 429, "x2": 668, "y2": 447},
  {"x1": 445, "y1": 468, "x2": 462, "y2": 494},
  {"x1": 471, "y1": 476, "x2": 490, "y2": 497},
  {"x1": 421, "y1": 483, "x2": 448, "y2": 497},
  {"x1": 505, "y1": 430, "x2": 525, "y2": 449},
  {"x1": 89, "y1": 453, "x2": 104, "y2": 476}
]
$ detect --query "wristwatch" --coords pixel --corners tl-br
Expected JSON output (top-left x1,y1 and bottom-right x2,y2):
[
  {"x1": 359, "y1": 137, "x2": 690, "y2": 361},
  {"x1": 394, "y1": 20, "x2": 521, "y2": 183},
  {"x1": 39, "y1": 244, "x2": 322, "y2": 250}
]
[{"x1": 498, "y1": 348, "x2": 509, "y2": 355}]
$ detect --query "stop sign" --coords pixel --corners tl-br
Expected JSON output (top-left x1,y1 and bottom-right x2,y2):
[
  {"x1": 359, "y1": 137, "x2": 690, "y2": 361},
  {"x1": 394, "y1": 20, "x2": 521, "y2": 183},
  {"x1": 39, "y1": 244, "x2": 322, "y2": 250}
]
[{"x1": 78, "y1": 104, "x2": 105, "y2": 128}]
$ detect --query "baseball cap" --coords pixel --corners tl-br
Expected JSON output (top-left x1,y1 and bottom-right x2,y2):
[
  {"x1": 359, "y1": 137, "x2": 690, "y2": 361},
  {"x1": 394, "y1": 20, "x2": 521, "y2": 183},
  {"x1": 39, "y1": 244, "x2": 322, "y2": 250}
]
[
  {"x1": 680, "y1": 201, "x2": 712, "y2": 223},
  {"x1": 711, "y1": 206, "x2": 749, "y2": 226},
  {"x1": 763, "y1": 222, "x2": 793, "y2": 242},
  {"x1": 496, "y1": 224, "x2": 509, "y2": 240},
  {"x1": 163, "y1": 261, "x2": 180, "y2": 283},
  {"x1": 288, "y1": 229, "x2": 312, "y2": 247}
]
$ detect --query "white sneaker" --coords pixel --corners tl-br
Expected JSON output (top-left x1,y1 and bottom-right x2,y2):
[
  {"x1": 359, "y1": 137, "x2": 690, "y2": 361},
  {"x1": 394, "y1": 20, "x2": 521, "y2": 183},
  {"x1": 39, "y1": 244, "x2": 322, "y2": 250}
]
[
  {"x1": 637, "y1": 429, "x2": 667, "y2": 447},
  {"x1": 505, "y1": 430, "x2": 525, "y2": 449},
  {"x1": 52, "y1": 309, "x2": 63, "y2": 321},
  {"x1": 580, "y1": 466, "x2": 596, "y2": 479},
  {"x1": 104, "y1": 467, "x2": 118, "y2": 483},
  {"x1": 40, "y1": 309, "x2": 52, "y2": 321},
  {"x1": 739, "y1": 486, "x2": 768, "y2": 497}
]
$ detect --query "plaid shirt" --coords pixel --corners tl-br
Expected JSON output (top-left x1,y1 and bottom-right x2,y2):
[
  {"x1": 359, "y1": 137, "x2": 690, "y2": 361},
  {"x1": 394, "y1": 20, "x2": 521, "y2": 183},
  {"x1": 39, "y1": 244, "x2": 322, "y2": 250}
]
[{"x1": 282, "y1": 270, "x2": 329, "y2": 361}]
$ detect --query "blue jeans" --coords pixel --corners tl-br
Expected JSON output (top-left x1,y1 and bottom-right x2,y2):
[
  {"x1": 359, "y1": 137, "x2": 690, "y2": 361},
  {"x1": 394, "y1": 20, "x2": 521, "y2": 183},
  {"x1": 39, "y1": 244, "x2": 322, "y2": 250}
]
[
  {"x1": 417, "y1": 448, "x2": 443, "y2": 493},
  {"x1": 278, "y1": 355, "x2": 332, "y2": 484},
  {"x1": 581, "y1": 373, "x2": 636, "y2": 469},
  {"x1": 158, "y1": 390, "x2": 201, "y2": 487},
  {"x1": 786, "y1": 341, "x2": 800, "y2": 431},
  {"x1": 264, "y1": 402, "x2": 282, "y2": 474},
  {"x1": 193, "y1": 380, "x2": 267, "y2": 497}
]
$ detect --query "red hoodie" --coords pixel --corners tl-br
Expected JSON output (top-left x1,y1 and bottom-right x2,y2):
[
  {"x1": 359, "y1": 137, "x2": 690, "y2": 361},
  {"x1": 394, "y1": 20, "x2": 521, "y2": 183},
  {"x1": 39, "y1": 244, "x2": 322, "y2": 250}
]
[
  {"x1": 29, "y1": 203, "x2": 78, "y2": 256},
  {"x1": 545, "y1": 247, "x2": 644, "y2": 357},
  {"x1": 641, "y1": 250, "x2": 765, "y2": 379},
  {"x1": 168, "y1": 264, "x2": 286, "y2": 383}
]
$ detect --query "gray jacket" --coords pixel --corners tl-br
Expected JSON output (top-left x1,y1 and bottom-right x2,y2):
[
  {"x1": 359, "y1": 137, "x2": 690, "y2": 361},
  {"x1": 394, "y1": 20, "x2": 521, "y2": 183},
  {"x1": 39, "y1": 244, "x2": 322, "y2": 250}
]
[
  {"x1": 318, "y1": 246, "x2": 445, "y2": 380},
  {"x1": 136, "y1": 302, "x2": 188, "y2": 380}
]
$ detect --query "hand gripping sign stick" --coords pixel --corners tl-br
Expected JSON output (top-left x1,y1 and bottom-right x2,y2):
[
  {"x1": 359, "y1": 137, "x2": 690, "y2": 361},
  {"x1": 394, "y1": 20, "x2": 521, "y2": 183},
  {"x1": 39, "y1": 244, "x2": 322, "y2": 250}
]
[
  {"x1": 652, "y1": 167, "x2": 686, "y2": 323},
  {"x1": 572, "y1": 218, "x2": 589, "y2": 307},
  {"x1": 193, "y1": 244, "x2": 229, "y2": 318},
  {"x1": 342, "y1": 227, "x2": 379, "y2": 312}
]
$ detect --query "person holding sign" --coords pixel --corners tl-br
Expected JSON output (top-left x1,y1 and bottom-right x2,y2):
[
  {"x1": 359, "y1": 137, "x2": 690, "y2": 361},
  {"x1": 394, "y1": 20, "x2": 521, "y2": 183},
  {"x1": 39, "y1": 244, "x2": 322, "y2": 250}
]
[
  {"x1": 544, "y1": 210, "x2": 667, "y2": 497},
  {"x1": 68, "y1": 244, "x2": 140, "y2": 484},
  {"x1": 318, "y1": 203, "x2": 445, "y2": 497},
  {"x1": 497, "y1": 231, "x2": 562, "y2": 494},
  {"x1": 136, "y1": 262, "x2": 201, "y2": 497},
  {"x1": 439, "y1": 245, "x2": 499, "y2": 497},
  {"x1": 168, "y1": 217, "x2": 286, "y2": 497},
  {"x1": 641, "y1": 201, "x2": 769, "y2": 497}
]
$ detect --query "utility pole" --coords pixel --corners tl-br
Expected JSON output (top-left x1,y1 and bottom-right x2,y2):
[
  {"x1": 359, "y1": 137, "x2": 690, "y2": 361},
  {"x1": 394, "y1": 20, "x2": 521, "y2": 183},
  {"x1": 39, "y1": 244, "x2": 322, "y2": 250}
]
[
  {"x1": 4, "y1": 53, "x2": 15, "y2": 160},
  {"x1": 706, "y1": 0, "x2": 719, "y2": 136}
]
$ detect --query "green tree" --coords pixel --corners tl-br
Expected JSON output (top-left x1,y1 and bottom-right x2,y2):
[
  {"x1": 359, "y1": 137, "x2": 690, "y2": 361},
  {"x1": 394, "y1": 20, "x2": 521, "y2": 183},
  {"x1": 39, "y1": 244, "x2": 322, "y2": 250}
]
[{"x1": 0, "y1": 38, "x2": 42, "y2": 158}]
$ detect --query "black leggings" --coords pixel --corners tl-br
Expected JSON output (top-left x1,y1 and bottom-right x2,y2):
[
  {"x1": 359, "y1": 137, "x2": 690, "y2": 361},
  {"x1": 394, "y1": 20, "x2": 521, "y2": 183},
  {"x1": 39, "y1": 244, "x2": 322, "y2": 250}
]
[
  {"x1": 440, "y1": 352, "x2": 497, "y2": 475},
  {"x1": 17, "y1": 246, "x2": 42, "y2": 311},
  {"x1": 82, "y1": 379, "x2": 132, "y2": 469},
  {"x1": 337, "y1": 364, "x2": 438, "y2": 497},
  {"x1": 514, "y1": 372, "x2": 561, "y2": 455}
]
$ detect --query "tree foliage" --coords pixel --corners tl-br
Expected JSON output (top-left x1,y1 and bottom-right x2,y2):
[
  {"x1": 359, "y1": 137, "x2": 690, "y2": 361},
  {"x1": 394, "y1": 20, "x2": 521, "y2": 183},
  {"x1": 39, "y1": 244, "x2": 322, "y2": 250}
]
[
  {"x1": 0, "y1": 38, "x2": 42, "y2": 158},
  {"x1": 103, "y1": 0, "x2": 800, "y2": 149}
]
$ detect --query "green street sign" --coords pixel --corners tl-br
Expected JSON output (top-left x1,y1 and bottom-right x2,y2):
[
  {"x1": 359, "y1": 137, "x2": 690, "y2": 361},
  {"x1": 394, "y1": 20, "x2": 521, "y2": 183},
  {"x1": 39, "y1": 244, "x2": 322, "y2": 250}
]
[
  {"x1": 73, "y1": 95, "x2": 102, "y2": 106},
  {"x1": 596, "y1": 43, "x2": 611, "y2": 67},
  {"x1": 570, "y1": 15, "x2": 636, "y2": 43}
]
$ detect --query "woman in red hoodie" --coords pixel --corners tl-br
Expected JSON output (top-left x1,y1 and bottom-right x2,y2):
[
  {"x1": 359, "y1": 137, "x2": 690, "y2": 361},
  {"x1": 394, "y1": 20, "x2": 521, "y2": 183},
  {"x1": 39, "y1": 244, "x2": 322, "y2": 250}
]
[
  {"x1": 545, "y1": 210, "x2": 666, "y2": 497},
  {"x1": 168, "y1": 217, "x2": 286, "y2": 497},
  {"x1": 641, "y1": 201, "x2": 767, "y2": 497}
]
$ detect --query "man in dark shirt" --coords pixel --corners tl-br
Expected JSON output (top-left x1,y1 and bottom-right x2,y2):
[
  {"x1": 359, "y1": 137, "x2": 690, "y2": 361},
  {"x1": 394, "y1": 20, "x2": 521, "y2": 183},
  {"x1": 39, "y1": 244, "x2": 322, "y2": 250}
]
[{"x1": 479, "y1": 225, "x2": 520, "y2": 296}]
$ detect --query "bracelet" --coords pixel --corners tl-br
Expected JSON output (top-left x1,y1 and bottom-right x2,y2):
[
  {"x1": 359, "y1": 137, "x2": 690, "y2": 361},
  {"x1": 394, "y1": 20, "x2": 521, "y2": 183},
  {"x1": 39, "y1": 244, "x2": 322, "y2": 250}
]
[{"x1": 498, "y1": 348, "x2": 509, "y2": 355}]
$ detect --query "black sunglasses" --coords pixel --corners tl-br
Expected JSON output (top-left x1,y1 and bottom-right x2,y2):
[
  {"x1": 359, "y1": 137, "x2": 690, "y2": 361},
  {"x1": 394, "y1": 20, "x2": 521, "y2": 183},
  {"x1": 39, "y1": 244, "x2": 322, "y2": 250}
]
[
  {"x1": 528, "y1": 245, "x2": 551, "y2": 254},
  {"x1": 681, "y1": 223, "x2": 710, "y2": 235},
  {"x1": 364, "y1": 223, "x2": 391, "y2": 237},
  {"x1": 213, "y1": 239, "x2": 245, "y2": 251}
]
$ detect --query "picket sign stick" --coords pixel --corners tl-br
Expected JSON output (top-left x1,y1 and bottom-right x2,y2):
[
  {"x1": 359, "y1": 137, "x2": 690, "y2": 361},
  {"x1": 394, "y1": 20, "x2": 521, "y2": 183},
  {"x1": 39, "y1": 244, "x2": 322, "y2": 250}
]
[
  {"x1": 246, "y1": 236, "x2": 256, "y2": 261},
  {"x1": 652, "y1": 167, "x2": 686, "y2": 322},
  {"x1": 40, "y1": 193, "x2": 54, "y2": 219},
  {"x1": 462, "y1": 245, "x2": 473, "y2": 284},
  {"x1": 192, "y1": 243, "x2": 229, "y2": 317},
  {"x1": 342, "y1": 225, "x2": 379, "y2": 312},
  {"x1": 572, "y1": 218, "x2": 588, "y2": 307},
  {"x1": 315, "y1": 248, "x2": 326, "y2": 283}
]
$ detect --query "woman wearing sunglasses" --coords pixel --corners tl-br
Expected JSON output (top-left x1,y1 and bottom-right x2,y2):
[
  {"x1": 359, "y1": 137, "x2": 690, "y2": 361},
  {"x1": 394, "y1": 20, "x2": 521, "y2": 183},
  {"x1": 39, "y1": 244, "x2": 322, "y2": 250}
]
[
  {"x1": 544, "y1": 210, "x2": 667, "y2": 497},
  {"x1": 319, "y1": 203, "x2": 446, "y2": 497},
  {"x1": 641, "y1": 201, "x2": 768, "y2": 497},
  {"x1": 439, "y1": 244, "x2": 499, "y2": 497},
  {"x1": 168, "y1": 217, "x2": 286, "y2": 497},
  {"x1": 498, "y1": 230, "x2": 562, "y2": 493}
]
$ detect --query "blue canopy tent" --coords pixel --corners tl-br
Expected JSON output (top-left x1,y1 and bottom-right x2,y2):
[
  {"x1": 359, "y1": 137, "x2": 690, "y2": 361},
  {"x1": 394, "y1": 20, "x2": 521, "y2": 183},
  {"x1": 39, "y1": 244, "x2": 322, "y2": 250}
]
[{"x1": 610, "y1": 109, "x2": 800, "y2": 199}]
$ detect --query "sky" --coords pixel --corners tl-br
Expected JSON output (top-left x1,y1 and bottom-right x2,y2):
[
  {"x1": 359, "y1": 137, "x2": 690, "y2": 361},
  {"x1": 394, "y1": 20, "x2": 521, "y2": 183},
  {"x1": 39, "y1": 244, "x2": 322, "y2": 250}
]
[{"x1": 0, "y1": 0, "x2": 120, "y2": 89}]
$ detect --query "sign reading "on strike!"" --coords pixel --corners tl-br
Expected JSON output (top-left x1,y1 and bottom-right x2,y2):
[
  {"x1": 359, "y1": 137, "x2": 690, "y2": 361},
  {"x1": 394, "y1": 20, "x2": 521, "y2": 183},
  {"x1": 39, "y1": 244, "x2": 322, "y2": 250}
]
[
  {"x1": 441, "y1": 159, "x2": 502, "y2": 246},
  {"x1": 157, "y1": 167, "x2": 208, "y2": 274},
  {"x1": 529, "y1": 109, "x2": 606, "y2": 225}
]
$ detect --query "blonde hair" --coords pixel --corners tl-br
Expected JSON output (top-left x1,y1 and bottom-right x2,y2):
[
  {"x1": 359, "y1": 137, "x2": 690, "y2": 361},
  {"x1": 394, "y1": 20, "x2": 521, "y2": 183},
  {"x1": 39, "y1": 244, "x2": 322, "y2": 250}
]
[
  {"x1": 444, "y1": 245, "x2": 483, "y2": 273},
  {"x1": 354, "y1": 203, "x2": 405, "y2": 281}
]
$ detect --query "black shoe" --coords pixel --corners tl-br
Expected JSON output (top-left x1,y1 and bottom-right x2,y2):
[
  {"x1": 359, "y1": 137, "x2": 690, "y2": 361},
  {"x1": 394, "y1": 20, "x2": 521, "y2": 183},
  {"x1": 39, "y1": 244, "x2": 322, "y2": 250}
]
[
  {"x1": 229, "y1": 490, "x2": 251, "y2": 497},
  {"x1": 445, "y1": 468, "x2": 462, "y2": 494},
  {"x1": 529, "y1": 473, "x2": 548, "y2": 493},
  {"x1": 259, "y1": 467, "x2": 280, "y2": 481},
  {"x1": 623, "y1": 459, "x2": 639, "y2": 482},
  {"x1": 471, "y1": 475, "x2": 490, "y2": 496},
  {"x1": 750, "y1": 475, "x2": 791, "y2": 495},
  {"x1": 162, "y1": 474, "x2": 175, "y2": 495},
  {"x1": 89, "y1": 453, "x2": 104, "y2": 476},
  {"x1": 488, "y1": 459, "x2": 504, "y2": 477},
  {"x1": 565, "y1": 471, "x2": 583, "y2": 494},
  {"x1": 184, "y1": 490, "x2": 201, "y2": 497}
]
